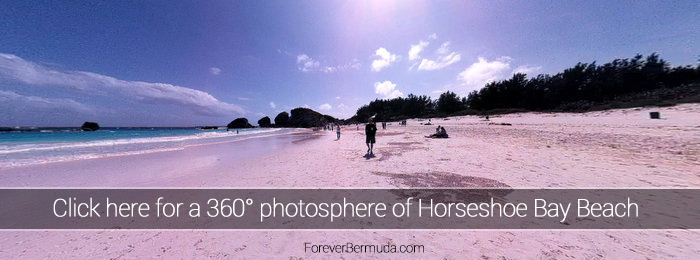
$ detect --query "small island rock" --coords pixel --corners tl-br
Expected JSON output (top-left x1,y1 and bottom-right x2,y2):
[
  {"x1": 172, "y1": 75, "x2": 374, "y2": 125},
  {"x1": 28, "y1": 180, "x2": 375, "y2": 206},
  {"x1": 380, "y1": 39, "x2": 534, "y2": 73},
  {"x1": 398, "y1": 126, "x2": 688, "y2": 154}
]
[{"x1": 81, "y1": 122, "x2": 100, "y2": 131}]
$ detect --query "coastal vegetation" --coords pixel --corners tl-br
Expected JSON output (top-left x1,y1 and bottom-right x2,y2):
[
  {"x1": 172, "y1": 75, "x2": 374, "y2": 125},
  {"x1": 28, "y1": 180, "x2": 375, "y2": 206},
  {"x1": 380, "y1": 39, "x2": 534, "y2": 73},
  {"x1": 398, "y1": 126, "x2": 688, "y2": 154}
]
[{"x1": 350, "y1": 53, "x2": 700, "y2": 122}]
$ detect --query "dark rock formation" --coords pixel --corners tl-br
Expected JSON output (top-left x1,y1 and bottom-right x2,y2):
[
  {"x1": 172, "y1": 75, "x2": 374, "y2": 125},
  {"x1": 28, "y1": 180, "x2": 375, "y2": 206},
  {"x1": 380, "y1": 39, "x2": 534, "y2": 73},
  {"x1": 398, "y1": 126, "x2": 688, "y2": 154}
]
[
  {"x1": 274, "y1": 112, "x2": 289, "y2": 127},
  {"x1": 227, "y1": 118, "x2": 253, "y2": 129},
  {"x1": 288, "y1": 107, "x2": 337, "y2": 128},
  {"x1": 200, "y1": 126, "x2": 219, "y2": 130},
  {"x1": 81, "y1": 122, "x2": 100, "y2": 131},
  {"x1": 257, "y1": 116, "x2": 272, "y2": 127}
]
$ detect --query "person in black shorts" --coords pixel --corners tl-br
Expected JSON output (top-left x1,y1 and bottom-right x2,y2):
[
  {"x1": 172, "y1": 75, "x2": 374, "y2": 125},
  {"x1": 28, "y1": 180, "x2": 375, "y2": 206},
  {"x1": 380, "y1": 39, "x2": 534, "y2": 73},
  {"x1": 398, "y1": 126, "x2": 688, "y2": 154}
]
[{"x1": 365, "y1": 118, "x2": 377, "y2": 155}]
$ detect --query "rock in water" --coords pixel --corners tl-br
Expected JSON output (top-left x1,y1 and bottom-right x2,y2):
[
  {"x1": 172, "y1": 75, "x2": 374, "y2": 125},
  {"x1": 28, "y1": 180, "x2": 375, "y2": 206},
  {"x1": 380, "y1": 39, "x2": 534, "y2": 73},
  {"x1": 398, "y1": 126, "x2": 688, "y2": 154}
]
[
  {"x1": 227, "y1": 118, "x2": 253, "y2": 129},
  {"x1": 81, "y1": 122, "x2": 100, "y2": 131},
  {"x1": 258, "y1": 116, "x2": 272, "y2": 127}
]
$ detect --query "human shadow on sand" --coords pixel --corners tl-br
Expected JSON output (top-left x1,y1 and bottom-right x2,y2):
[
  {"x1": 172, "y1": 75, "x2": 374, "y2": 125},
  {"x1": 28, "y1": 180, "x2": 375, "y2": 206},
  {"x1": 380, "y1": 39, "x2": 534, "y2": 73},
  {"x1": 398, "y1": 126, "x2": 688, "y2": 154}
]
[{"x1": 363, "y1": 153, "x2": 376, "y2": 160}]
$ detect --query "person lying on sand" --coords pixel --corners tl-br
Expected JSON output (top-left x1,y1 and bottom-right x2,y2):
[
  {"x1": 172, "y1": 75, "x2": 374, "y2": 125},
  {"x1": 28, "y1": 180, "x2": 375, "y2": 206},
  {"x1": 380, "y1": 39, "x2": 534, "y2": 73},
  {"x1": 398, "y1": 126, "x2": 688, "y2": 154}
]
[{"x1": 426, "y1": 126, "x2": 448, "y2": 138}]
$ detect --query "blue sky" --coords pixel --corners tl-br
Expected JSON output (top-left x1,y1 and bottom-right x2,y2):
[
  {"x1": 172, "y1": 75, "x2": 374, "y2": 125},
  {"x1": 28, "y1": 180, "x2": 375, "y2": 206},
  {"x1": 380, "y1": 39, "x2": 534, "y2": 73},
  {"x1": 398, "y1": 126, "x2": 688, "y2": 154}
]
[{"x1": 1, "y1": 0, "x2": 698, "y2": 126}]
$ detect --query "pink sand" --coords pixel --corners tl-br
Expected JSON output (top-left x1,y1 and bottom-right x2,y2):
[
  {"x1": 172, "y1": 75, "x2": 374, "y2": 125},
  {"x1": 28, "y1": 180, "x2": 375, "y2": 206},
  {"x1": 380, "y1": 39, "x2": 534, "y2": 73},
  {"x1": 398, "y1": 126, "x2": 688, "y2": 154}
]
[{"x1": 1, "y1": 104, "x2": 699, "y2": 258}]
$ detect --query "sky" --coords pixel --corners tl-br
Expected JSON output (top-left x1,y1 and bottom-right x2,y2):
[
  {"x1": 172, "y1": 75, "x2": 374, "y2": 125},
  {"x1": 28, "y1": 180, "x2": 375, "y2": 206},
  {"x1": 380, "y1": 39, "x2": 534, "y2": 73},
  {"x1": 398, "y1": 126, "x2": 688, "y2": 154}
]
[{"x1": 0, "y1": 0, "x2": 698, "y2": 126}]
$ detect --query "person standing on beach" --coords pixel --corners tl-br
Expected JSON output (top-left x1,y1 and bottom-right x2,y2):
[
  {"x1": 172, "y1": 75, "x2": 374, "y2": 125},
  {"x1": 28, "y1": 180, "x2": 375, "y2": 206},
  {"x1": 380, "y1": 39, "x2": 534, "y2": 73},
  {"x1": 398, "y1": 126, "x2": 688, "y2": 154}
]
[
  {"x1": 365, "y1": 119, "x2": 377, "y2": 155},
  {"x1": 336, "y1": 124, "x2": 341, "y2": 140}
]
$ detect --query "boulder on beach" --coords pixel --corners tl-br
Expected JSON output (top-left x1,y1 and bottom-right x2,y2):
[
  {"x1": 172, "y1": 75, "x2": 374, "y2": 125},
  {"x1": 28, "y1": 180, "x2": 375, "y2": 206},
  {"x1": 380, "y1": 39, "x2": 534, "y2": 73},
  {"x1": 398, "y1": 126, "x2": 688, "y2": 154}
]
[
  {"x1": 227, "y1": 118, "x2": 253, "y2": 129},
  {"x1": 81, "y1": 122, "x2": 100, "y2": 131},
  {"x1": 288, "y1": 107, "x2": 336, "y2": 128},
  {"x1": 274, "y1": 112, "x2": 289, "y2": 127},
  {"x1": 649, "y1": 112, "x2": 660, "y2": 119},
  {"x1": 258, "y1": 116, "x2": 272, "y2": 128}
]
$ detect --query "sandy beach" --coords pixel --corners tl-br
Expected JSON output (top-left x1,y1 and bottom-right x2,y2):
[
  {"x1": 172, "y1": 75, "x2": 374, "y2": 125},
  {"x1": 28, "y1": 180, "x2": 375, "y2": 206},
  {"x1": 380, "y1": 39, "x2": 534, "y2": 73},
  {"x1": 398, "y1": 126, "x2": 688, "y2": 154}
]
[{"x1": 1, "y1": 104, "x2": 699, "y2": 258}]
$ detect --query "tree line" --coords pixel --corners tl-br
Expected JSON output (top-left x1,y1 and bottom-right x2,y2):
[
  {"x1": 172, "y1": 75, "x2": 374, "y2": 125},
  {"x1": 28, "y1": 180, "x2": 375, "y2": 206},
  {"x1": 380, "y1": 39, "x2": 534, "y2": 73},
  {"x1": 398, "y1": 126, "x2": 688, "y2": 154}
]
[{"x1": 350, "y1": 53, "x2": 699, "y2": 122}]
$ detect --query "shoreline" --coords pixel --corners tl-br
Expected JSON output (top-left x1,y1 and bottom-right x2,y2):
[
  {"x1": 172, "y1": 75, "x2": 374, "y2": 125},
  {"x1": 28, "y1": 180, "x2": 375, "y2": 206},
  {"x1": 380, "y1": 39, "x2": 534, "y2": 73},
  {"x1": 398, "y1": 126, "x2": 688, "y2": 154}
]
[
  {"x1": 0, "y1": 128, "x2": 303, "y2": 169},
  {"x1": 0, "y1": 129, "x2": 317, "y2": 187}
]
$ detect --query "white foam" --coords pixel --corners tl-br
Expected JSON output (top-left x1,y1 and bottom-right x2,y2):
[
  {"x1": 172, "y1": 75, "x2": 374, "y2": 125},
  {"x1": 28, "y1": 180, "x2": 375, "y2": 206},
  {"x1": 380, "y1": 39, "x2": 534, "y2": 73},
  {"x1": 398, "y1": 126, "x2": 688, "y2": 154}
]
[
  {"x1": 0, "y1": 128, "x2": 281, "y2": 155},
  {"x1": 0, "y1": 128, "x2": 300, "y2": 168},
  {"x1": 0, "y1": 147, "x2": 184, "y2": 168}
]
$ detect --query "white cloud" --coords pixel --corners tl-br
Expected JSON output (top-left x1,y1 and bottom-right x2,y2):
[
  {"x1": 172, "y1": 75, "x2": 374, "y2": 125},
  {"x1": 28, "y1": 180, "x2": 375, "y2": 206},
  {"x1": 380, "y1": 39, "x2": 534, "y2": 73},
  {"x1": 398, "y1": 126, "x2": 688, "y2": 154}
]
[
  {"x1": 0, "y1": 53, "x2": 245, "y2": 117},
  {"x1": 429, "y1": 33, "x2": 437, "y2": 40},
  {"x1": 269, "y1": 101, "x2": 276, "y2": 109},
  {"x1": 297, "y1": 54, "x2": 320, "y2": 72},
  {"x1": 297, "y1": 54, "x2": 360, "y2": 73},
  {"x1": 323, "y1": 59, "x2": 361, "y2": 73},
  {"x1": 436, "y1": 41, "x2": 451, "y2": 55},
  {"x1": 371, "y1": 48, "x2": 398, "y2": 72},
  {"x1": 513, "y1": 65, "x2": 542, "y2": 76},
  {"x1": 209, "y1": 67, "x2": 221, "y2": 75},
  {"x1": 337, "y1": 103, "x2": 347, "y2": 109},
  {"x1": 349, "y1": 60, "x2": 362, "y2": 70},
  {"x1": 0, "y1": 90, "x2": 92, "y2": 114},
  {"x1": 457, "y1": 56, "x2": 513, "y2": 93},
  {"x1": 318, "y1": 103, "x2": 332, "y2": 110},
  {"x1": 237, "y1": 97, "x2": 250, "y2": 101},
  {"x1": 277, "y1": 49, "x2": 292, "y2": 56},
  {"x1": 335, "y1": 96, "x2": 341, "y2": 100},
  {"x1": 408, "y1": 41, "x2": 429, "y2": 61},
  {"x1": 407, "y1": 40, "x2": 460, "y2": 71},
  {"x1": 302, "y1": 104, "x2": 310, "y2": 108},
  {"x1": 418, "y1": 52, "x2": 461, "y2": 71},
  {"x1": 374, "y1": 80, "x2": 403, "y2": 99}
]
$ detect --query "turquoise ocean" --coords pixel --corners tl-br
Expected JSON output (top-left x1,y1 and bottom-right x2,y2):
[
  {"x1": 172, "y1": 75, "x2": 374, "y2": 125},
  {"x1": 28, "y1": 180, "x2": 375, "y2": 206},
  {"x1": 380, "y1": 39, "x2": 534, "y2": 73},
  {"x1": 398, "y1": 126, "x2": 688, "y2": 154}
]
[{"x1": 0, "y1": 127, "x2": 287, "y2": 168}]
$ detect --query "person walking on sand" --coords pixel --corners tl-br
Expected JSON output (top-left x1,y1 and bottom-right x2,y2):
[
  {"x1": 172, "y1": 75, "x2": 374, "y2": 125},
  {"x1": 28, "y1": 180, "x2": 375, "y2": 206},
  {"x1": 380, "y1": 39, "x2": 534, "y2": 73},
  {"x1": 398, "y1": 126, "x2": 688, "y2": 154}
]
[
  {"x1": 336, "y1": 124, "x2": 341, "y2": 140},
  {"x1": 365, "y1": 119, "x2": 377, "y2": 155}
]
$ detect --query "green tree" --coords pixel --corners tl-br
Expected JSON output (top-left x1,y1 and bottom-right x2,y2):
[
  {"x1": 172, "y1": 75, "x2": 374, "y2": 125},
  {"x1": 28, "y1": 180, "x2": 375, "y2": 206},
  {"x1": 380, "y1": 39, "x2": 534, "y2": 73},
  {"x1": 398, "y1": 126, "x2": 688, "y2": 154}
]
[{"x1": 437, "y1": 91, "x2": 463, "y2": 114}]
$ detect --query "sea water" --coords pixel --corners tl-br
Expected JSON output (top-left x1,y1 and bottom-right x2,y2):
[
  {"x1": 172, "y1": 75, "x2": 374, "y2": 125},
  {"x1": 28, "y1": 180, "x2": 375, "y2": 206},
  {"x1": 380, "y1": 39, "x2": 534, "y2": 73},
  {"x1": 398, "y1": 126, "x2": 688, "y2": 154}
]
[{"x1": 0, "y1": 127, "x2": 287, "y2": 168}]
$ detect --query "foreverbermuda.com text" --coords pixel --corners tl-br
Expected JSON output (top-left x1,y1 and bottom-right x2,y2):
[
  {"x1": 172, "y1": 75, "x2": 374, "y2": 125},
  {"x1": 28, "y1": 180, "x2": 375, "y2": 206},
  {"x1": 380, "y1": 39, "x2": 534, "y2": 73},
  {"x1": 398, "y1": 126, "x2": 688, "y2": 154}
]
[{"x1": 304, "y1": 242, "x2": 425, "y2": 254}]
